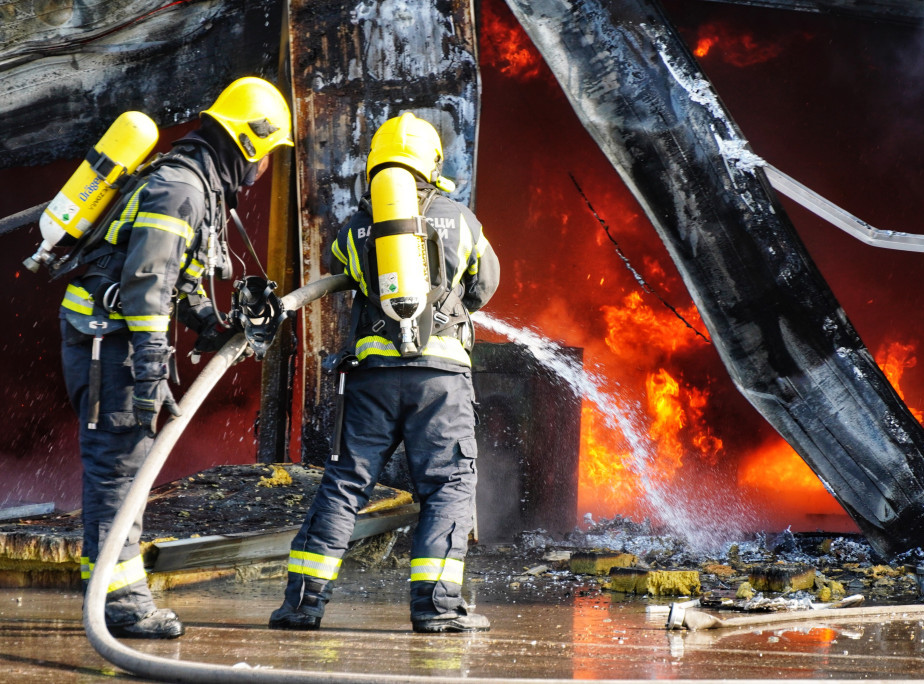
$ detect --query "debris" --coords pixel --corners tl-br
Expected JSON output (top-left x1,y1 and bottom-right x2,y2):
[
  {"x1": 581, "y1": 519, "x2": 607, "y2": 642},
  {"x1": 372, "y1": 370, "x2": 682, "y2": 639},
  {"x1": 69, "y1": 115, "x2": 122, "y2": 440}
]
[
  {"x1": 606, "y1": 568, "x2": 701, "y2": 596},
  {"x1": 748, "y1": 563, "x2": 816, "y2": 592},
  {"x1": 570, "y1": 551, "x2": 640, "y2": 576}
]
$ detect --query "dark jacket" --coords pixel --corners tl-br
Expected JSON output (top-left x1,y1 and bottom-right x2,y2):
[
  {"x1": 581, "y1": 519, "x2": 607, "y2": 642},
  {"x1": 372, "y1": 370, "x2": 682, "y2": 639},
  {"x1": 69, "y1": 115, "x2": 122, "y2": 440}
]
[{"x1": 331, "y1": 182, "x2": 500, "y2": 371}]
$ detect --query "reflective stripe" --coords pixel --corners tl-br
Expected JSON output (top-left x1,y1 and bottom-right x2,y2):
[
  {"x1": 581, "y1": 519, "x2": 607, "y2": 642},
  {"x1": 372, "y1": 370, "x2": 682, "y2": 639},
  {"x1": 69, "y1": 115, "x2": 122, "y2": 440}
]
[
  {"x1": 345, "y1": 231, "x2": 368, "y2": 295},
  {"x1": 80, "y1": 555, "x2": 147, "y2": 593},
  {"x1": 452, "y1": 213, "x2": 473, "y2": 288},
  {"x1": 422, "y1": 336, "x2": 470, "y2": 366},
  {"x1": 288, "y1": 550, "x2": 342, "y2": 580},
  {"x1": 469, "y1": 232, "x2": 489, "y2": 276},
  {"x1": 62, "y1": 284, "x2": 95, "y2": 315},
  {"x1": 410, "y1": 557, "x2": 464, "y2": 585},
  {"x1": 355, "y1": 334, "x2": 470, "y2": 366},
  {"x1": 331, "y1": 239, "x2": 348, "y2": 268},
  {"x1": 183, "y1": 258, "x2": 204, "y2": 279},
  {"x1": 356, "y1": 335, "x2": 401, "y2": 360},
  {"x1": 106, "y1": 184, "x2": 147, "y2": 244},
  {"x1": 125, "y1": 314, "x2": 170, "y2": 333},
  {"x1": 134, "y1": 211, "x2": 194, "y2": 245},
  {"x1": 61, "y1": 284, "x2": 125, "y2": 320}
]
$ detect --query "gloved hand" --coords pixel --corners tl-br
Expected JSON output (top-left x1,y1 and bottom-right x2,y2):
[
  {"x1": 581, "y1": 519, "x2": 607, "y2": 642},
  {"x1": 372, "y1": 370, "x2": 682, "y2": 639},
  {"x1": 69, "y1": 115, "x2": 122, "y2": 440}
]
[
  {"x1": 190, "y1": 322, "x2": 254, "y2": 365},
  {"x1": 193, "y1": 322, "x2": 240, "y2": 354},
  {"x1": 132, "y1": 348, "x2": 182, "y2": 437}
]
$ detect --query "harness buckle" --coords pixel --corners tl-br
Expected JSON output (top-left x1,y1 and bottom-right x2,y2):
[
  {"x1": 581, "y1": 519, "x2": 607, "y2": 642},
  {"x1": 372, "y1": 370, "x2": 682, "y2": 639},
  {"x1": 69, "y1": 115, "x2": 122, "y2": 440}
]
[
  {"x1": 433, "y1": 311, "x2": 450, "y2": 327},
  {"x1": 371, "y1": 319, "x2": 386, "y2": 333}
]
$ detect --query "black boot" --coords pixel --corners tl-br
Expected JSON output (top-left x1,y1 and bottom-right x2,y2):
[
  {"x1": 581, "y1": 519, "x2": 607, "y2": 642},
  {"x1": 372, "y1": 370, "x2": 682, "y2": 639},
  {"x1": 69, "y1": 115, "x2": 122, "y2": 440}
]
[
  {"x1": 108, "y1": 608, "x2": 184, "y2": 639},
  {"x1": 268, "y1": 602, "x2": 322, "y2": 630},
  {"x1": 412, "y1": 606, "x2": 490, "y2": 633}
]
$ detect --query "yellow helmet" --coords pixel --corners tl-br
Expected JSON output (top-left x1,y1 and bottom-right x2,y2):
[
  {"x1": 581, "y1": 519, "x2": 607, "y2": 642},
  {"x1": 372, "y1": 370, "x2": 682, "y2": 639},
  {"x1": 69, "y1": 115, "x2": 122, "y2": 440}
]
[
  {"x1": 201, "y1": 77, "x2": 294, "y2": 162},
  {"x1": 366, "y1": 113, "x2": 455, "y2": 192}
]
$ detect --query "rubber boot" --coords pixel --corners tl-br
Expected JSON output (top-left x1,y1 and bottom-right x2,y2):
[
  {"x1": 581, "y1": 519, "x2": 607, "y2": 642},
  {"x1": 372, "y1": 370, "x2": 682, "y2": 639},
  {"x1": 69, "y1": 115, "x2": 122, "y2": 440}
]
[
  {"x1": 108, "y1": 608, "x2": 184, "y2": 639},
  {"x1": 412, "y1": 605, "x2": 490, "y2": 633},
  {"x1": 268, "y1": 602, "x2": 322, "y2": 630}
]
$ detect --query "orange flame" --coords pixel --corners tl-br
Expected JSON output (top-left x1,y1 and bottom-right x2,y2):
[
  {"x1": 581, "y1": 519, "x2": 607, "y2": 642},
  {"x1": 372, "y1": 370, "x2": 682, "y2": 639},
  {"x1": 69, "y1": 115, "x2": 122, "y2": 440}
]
[
  {"x1": 479, "y1": 2, "x2": 543, "y2": 80},
  {"x1": 579, "y1": 290, "x2": 724, "y2": 523},
  {"x1": 692, "y1": 22, "x2": 788, "y2": 67},
  {"x1": 876, "y1": 339, "x2": 923, "y2": 422}
]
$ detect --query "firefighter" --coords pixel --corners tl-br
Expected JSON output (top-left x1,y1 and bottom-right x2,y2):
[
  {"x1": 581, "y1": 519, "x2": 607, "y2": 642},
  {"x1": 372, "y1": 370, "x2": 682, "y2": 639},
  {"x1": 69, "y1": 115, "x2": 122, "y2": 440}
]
[
  {"x1": 269, "y1": 112, "x2": 501, "y2": 633},
  {"x1": 60, "y1": 77, "x2": 293, "y2": 638}
]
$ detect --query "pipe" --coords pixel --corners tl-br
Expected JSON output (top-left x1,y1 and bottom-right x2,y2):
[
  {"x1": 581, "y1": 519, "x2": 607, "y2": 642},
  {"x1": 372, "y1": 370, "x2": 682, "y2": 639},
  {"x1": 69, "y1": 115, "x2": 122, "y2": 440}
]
[{"x1": 667, "y1": 602, "x2": 924, "y2": 631}]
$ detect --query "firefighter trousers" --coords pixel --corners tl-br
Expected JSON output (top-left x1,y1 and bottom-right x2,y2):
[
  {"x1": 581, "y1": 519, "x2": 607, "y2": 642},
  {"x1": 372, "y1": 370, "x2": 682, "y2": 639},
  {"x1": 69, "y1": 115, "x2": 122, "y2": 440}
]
[
  {"x1": 284, "y1": 365, "x2": 478, "y2": 620},
  {"x1": 61, "y1": 320, "x2": 157, "y2": 625}
]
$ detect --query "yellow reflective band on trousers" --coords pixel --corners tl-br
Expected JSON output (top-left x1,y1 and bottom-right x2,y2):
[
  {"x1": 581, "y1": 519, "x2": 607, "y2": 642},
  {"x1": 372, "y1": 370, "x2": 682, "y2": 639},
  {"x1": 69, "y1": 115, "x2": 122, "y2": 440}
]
[
  {"x1": 288, "y1": 550, "x2": 342, "y2": 580},
  {"x1": 410, "y1": 557, "x2": 464, "y2": 585},
  {"x1": 355, "y1": 334, "x2": 471, "y2": 366},
  {"x1": 125, "y1": 314, "x2": 170, "y2": 333},
  {"x1": 80, "y1": 555, "x2": 147, "y2": 593},
  {"x1": 62, "y1": 284, "x2": 125, "y2": 319}
]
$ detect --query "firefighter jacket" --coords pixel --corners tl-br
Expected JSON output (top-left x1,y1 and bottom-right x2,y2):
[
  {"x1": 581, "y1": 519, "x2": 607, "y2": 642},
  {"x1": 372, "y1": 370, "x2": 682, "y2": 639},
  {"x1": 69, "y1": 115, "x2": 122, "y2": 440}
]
[
  {"x1": 59, "y1": 142, "x2": 230, "y2": 352},
  {"x1": 330, "y1": 182, "x2": 500, "y2": 371}
]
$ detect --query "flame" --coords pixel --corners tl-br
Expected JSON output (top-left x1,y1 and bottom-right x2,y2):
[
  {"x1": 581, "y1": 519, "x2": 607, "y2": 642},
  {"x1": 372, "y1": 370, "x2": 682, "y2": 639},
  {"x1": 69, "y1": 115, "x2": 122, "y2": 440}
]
[
  {"x1": 579, "y1": 290, "x2": 723, "y2": 523},
  {"x1": 478, "y1": 1, "x2": 543, "y2": 80},
  {"x1": 692, "y1": 22, "x2": 788, "y2": 67},
  {"x1": 876, "y1": 339, "x2": 924, "y2": 422}
]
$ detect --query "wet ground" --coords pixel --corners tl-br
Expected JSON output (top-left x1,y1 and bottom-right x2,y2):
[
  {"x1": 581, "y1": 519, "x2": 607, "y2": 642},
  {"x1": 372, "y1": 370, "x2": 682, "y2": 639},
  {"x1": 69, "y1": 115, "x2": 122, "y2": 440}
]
[{"x1": 3, "y1": 551, "x2": 924, "y2": 683}]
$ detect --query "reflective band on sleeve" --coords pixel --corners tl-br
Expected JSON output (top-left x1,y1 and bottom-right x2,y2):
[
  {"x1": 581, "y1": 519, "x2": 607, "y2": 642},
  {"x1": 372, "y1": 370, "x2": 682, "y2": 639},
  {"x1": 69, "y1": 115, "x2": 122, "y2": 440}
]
[
  {"x1": 183, "y1": 258, "x2": 204, "y2": 279},
  {"x1": 125, "y1": 314, "x2": 170, "y2": 332},
  {"x1": 80, "y1": 555, "x2": 147, "y2": 593},
  {"x1": 331, "y1": 239, "x2": 348, "y2": 267},
  {"x1": 452, "y1": 214, "x2": 474, "y2": 288},
  {"x1": 134, "y1": 212, "x2": 194, "y2": 245},
  {"x1": 410, "y1": 557, "x2": 464, "y2": 586},
  {"x1": 288, "y1": 550, "x2": 342, "y2": 580},
  {"x1": 106, "y1": 184, "x2": 147, "y2": 244},
  {"x1": 345, "y1": 231, "x2": 368, "y2": 295}
]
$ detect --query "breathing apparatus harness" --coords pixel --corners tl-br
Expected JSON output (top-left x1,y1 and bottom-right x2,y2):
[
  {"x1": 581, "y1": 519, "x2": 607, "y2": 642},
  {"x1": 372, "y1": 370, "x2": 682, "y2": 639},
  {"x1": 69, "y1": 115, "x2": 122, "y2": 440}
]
[
  {"x1": 59, "y1": 147, "x2": 286, "y2": 356},
  {"x1": 354, "y1": 185, "x2": 472, "y2": 356}
]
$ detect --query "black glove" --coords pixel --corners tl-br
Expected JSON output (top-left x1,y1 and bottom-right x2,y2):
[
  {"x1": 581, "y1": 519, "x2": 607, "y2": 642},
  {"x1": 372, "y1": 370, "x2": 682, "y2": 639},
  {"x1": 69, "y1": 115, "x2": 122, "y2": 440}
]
[
  {"x1": 132, "y1": 348, "x2": 181, "y2": 436},
  {"x1": 194, "y1": 322, "x2": 240, "y2": 354}
]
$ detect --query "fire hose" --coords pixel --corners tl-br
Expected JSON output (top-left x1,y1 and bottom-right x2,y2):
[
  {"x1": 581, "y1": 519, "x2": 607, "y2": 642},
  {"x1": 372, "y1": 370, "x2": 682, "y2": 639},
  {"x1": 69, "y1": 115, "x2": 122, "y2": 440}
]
[
  {"x1": 83, "y1": 273, "x2": 605, "y2": 684},
  {"x1": 82, "y1": 273, "x2": 658, "y2": 684}
]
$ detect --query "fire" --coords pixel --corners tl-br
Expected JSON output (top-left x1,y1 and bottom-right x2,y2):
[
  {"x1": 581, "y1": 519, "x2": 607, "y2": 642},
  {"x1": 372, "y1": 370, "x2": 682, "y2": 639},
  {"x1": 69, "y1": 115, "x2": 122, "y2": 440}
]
[
  {"x1": 478, "y1": 1, "x2": 542, "y2": 80},
  {"x1": 691, "y1": 22, "x2": 791, "y2": 67},
  {"x1": 578, "y1": 290, "x2": 724, "y2": 523},
  {"x1": 876, "y1": 339, "x2": 924, "y2": 422}
]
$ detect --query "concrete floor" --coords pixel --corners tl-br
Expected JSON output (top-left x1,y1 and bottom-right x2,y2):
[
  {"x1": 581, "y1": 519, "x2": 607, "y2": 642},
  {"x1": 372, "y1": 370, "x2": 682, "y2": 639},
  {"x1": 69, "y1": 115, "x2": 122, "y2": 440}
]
[{"x1": 1, "y1": 560, "x2": 924, "y2": 683}]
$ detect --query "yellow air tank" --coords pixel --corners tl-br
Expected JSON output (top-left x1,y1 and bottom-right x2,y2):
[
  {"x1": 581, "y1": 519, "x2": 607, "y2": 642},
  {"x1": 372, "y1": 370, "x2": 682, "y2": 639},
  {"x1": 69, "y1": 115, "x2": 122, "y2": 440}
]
[
  {"x1": 24, "y1": 111, "x2": 159, "y2": 272},
  {"x1": 370, "y1": 165, "x2": 430, "y2": 354}
]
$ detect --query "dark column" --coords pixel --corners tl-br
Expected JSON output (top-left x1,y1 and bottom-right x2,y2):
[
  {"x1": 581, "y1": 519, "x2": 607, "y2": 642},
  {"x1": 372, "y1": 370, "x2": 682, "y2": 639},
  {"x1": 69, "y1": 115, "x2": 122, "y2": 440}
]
[{"x1": 505, "y1": 0, "x2": 924, "y2": 556}]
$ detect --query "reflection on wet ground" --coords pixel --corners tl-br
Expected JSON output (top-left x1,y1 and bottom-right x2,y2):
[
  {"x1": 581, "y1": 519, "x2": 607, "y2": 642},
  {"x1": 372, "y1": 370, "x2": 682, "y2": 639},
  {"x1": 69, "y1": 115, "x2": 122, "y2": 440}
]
[{"x1": 1, "y1": 561, "x2": 923, "y2": 682}]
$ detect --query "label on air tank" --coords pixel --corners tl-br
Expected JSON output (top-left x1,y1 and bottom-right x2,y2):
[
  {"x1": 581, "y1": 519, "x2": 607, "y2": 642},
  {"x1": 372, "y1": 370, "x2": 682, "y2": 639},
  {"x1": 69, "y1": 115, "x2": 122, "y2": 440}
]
[
  {"x1": 379, "y1": 272, "x2": 399, "y2": 295},
  {"x1": 46, "y1": 192, "x2": 79, "y2": 226}
]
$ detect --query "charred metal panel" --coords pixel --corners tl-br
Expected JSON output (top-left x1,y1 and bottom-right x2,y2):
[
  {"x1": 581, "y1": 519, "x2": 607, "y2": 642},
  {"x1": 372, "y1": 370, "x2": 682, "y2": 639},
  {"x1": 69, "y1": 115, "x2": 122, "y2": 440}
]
[
  {"x1": 505, "y1": 0, "x2": 924, "y2": 556},
  {"x1": 0, "y1": 0, "x2": 284, "y2": 168},
  {"x1": 698, "y1": 0, "x2": 924, "y2": 25},
  {"x1": 471, "y1": 343, "x2": 582, "y2": 541},
  {"x1": 287, "y1": 0, "x2": 480, "y2": 463}
]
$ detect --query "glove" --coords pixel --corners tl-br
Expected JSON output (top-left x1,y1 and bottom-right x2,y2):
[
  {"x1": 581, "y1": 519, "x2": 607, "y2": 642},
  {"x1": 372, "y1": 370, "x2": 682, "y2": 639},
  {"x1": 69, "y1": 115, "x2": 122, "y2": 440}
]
[
  {"x1": 132, "y1": 348, "x2": 182, "y2": 437},
  {"x1": 193, "y1": 323, "x2": 240, "y2": 354},
  {"x1": 190, "y1": 322, "x2": 254, "y2": 365}
]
